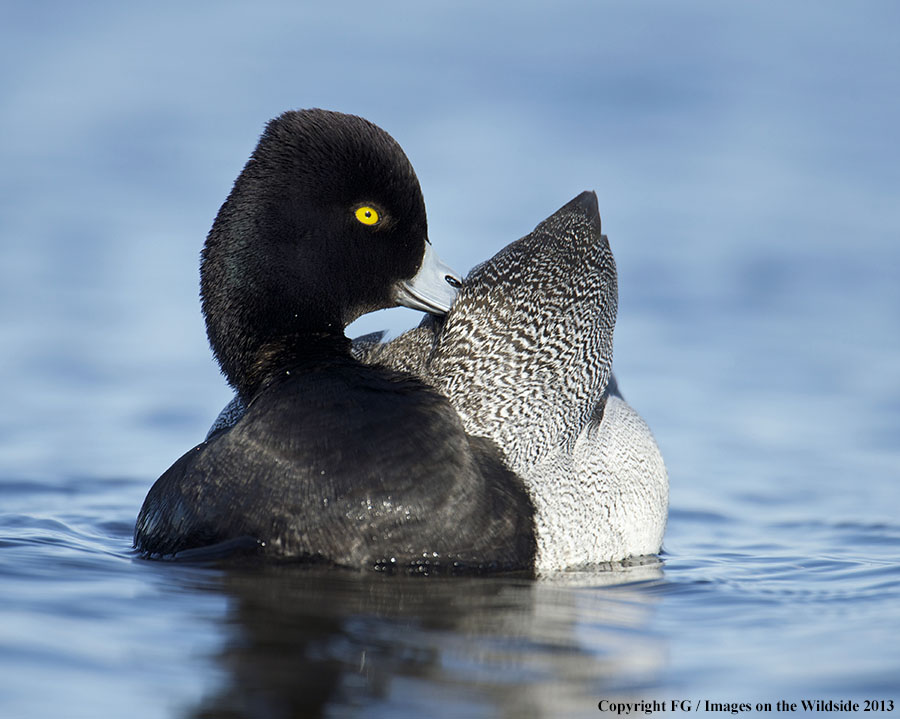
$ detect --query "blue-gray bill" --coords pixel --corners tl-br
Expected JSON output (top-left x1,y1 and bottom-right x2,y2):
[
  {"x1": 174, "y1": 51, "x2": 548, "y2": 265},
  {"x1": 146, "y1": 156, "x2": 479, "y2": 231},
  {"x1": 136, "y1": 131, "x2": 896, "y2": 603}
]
[{"x1": 393, "y1": 242, "x2": 463, "y2": 314}]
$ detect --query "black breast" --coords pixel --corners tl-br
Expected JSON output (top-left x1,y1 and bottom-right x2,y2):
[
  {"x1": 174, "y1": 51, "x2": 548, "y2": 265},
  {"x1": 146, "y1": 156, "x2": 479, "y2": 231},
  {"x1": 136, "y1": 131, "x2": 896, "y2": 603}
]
[{"x1": 134, "y1": 359, "x2": 536, "y2": 574}]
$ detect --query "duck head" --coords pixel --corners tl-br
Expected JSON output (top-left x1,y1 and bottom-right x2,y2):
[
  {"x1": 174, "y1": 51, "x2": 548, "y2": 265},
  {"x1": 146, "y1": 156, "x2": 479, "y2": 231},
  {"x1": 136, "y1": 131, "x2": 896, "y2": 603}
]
[{"x1": 199, "y1": 109, "x2": 461, "y2": 399}]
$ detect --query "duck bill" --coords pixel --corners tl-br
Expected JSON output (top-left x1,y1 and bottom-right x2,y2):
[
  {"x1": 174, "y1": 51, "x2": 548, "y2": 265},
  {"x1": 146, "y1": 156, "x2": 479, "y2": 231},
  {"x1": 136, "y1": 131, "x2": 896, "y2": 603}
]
[{"x1": 393, "y1": 242, "x2": 463, "y2": 315}]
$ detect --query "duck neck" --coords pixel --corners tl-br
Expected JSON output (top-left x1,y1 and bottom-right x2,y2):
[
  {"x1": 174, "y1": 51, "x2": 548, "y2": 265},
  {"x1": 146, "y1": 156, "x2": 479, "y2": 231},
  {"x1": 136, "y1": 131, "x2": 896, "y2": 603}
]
[{"x1": 235, "y1": 328, "x2": 353, "y2": 403}]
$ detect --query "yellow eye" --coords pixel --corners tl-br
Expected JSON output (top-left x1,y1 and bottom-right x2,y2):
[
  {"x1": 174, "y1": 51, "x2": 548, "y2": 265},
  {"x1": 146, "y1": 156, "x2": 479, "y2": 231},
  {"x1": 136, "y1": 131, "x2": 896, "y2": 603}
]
[{"x1": 354, "y1": 206, "x2": 380, "y2": 226}]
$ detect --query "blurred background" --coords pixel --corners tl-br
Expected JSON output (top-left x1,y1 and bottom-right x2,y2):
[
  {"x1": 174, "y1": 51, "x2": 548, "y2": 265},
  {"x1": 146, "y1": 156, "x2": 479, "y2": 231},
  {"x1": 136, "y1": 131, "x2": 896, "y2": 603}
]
[{"x1": 1, "y1": 2, "x2": 898, "y2": 716}]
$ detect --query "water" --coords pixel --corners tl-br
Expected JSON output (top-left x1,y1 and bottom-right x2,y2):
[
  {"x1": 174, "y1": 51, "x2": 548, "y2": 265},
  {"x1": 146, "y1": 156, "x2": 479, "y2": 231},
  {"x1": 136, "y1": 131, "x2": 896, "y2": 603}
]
[{"x1": 2, "y1": 2, "x2": 899, "y2": 716}]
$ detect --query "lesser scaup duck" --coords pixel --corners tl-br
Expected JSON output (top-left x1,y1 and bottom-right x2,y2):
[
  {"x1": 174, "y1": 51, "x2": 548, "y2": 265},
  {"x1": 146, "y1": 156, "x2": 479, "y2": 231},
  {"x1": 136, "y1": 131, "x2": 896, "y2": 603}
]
[
  {"x1": 212, "y1": 192, "x2": 668, "y2": 571},
  {"x1": 134, "y1": 109, "x2": 537, "y2": 572}
]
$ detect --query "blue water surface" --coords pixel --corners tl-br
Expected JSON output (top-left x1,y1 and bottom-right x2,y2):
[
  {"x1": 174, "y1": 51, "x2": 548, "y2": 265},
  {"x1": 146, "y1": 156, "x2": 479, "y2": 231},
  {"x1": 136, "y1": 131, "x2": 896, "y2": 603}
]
[{"x1": 2, "y1": 2, "x2": 899, "y2": 717}]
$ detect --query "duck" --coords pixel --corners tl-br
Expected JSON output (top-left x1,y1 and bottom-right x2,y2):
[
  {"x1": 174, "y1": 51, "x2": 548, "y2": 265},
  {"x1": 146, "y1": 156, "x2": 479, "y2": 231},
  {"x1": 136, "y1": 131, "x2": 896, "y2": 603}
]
[
  {"x1": 210, "y1": 191, "x2": 669, "y2": 572},
  {"x1": 134, "y1": 109, "x2": 537, "y2": 572}
]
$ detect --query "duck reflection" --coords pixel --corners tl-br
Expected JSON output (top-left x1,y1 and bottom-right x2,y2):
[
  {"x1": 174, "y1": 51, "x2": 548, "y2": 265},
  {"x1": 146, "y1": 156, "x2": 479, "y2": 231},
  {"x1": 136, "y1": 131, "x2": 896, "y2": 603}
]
[{"x1": 189, "y1": 560, "x2": 665, "y2": 718}]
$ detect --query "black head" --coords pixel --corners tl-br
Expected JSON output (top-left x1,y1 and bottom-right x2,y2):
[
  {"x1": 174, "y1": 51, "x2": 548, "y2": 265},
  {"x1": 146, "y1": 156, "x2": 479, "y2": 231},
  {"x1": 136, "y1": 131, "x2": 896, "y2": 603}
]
[{"x1": 200, "y1": 109, "x2": 440, "y2": 398}]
